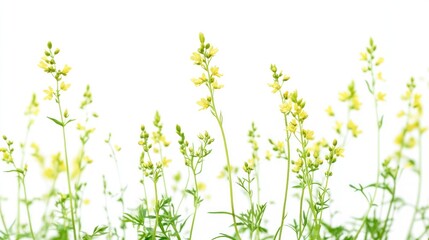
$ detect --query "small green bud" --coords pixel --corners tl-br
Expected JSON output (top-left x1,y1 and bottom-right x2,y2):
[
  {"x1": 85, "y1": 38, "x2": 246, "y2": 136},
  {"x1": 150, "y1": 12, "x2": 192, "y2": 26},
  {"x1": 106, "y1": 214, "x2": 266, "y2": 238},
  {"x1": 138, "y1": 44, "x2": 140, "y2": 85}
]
[
  {"x1": 333, "y1": 139, "x2": 337, "y2": 146},
  {"x1": 44, "y1": 51, "x2": 50, "y2": 56},
  {"x1": 47, "y1": 41, "x2": 52, "y2": 49},
  {"x1": 283, "y1": 75, "x2": 290, "y2": 81},
  {"x1": 270, "y1": 64, "x2": 277, "y2": 73},
  {"x1": 2, "y1": 135, "x2": 7, "y2": 140},
  {"x1": 63, "y1": 109, "x2": 69, "y2": 118},
  {"x1": 199, "y1": 32, "x2": 205, "y2": 44},
  {"x1": 54, "y1": 48, "x2": 60, "y2": 55}
]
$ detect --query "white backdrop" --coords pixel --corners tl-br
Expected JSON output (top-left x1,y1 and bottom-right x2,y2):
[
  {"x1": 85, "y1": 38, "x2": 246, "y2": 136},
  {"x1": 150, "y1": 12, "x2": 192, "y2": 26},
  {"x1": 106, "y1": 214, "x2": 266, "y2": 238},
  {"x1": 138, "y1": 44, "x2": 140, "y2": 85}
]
[{"x1": 1, "y1": 1, "x2": 429, "y2": 239}]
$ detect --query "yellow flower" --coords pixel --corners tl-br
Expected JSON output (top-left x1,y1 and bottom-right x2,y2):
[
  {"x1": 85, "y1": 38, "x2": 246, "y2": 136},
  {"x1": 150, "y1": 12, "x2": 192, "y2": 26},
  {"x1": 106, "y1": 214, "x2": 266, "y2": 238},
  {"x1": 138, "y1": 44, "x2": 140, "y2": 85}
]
[
  {"x1": 396, "y1": 110, "x2": 405, "y2": 118},
  {"x1": 376, "y1": 92, "x2": 386, "y2": 101},
  {"x1": 338, "y1": 91, "x2": 349, "y2": 102},
  {"x1": 197, "y1": 97, "x2": 211, "y2": 110},
  {"x1": 192, "y1": 74, "x2": 207, "y2": 86},
  {"x1": 394, "y1": 133, "x2": 404, "y2": 145},
  {"x1": 279, "y1": 102, "x2": 292, "y2": 114},
  {"x1": 208, "y1": 47, "x2": 218, "y2": 57},
  {"x1": 60, "y1": 81, "x2": 71, "y2": 91},
  {"x1": 360, "y1": 52, "x2": 368, "y2": 61},
  {"x1": 375, "y1": 57, "x2": 384, "y2": 66},
  {"x1": 197, "y1": 182, "x2": 207, "y2": 191},
  {"x1": 351, "y1": 96, "x2": 361, "y2": 110},
  {"x1": 347, "y1": 120, "x2": 362, "y2": 137},
  {"x1": 191, "y1": 52, "x2": 203, "y2": 65},
  {"x1": 38, "y1": 60, "x2": 50, "y2": 71},
  {"x1": 265, "y1": 150, "x2": 272, "y2": 160},
  {"x1": 377, "y1": 72, "x2": 384, "y2": 81},
  {"x1": 335, "y1": 148, "x2": 344, "y2": 157},
  {"x1": 43, "y1": 167, "x2": 56, "y2": 179},
  {"x1": 303, "y1": 129, "x2": 314, "y2": 140},
  {"x1": 43, "y1": 86, "x2": 54, "y2": 100},
  {"x1": 114, "y1": 145, "x2": 122, "y2": 152},
  {"x1": 62, "y1": 64, "x2": 72, "y2": 75},
  {"x1": 298, "y1": 111, "x2": 308, "y2": 121},
  {"x1": 162, "y1": 157, "x2": 172, "y2": 167},
  {"x1": 83, "y1": 198, "x2": 91, "y2": 205},
  {"x1": 325, "y1": 106, "x2": 335, "y2": 116},
  {"x1": 287, "y1": 119, "x2": 297, "y2": 133},
  {"x1": 401, "y1": 90, "x2": 411, "y2": 101},
  {"x1": 268, "y1": 82, "x2": 281, "y2": 93},
  {"x1": 334, "y1": 121, "x2": 342, "y2": 134},
  {"x1": 210, "y1": 66, "x2": 223, "y2": 77},
  {"x1": 212, "y1": 80, "x2": 224, "y2": 89}
]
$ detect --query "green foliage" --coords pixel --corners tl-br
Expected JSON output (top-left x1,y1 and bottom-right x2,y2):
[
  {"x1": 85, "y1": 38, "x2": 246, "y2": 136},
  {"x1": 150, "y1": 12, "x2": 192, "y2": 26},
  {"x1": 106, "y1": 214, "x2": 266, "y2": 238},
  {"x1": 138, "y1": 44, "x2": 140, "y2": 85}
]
[{"x1": 0, "y1": 35, "x2": 427, "y2": 240}]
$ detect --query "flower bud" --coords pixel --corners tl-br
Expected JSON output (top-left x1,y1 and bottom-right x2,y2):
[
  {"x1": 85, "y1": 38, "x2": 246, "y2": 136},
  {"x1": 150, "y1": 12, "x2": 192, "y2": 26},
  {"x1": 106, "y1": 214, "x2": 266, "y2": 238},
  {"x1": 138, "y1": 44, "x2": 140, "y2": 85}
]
[
  {"x1": 199, "y1": 32, "x2": 205, "y2": 44},
  {"x1": 47, "y1": 41, "x2": 52, "y2": 49}
]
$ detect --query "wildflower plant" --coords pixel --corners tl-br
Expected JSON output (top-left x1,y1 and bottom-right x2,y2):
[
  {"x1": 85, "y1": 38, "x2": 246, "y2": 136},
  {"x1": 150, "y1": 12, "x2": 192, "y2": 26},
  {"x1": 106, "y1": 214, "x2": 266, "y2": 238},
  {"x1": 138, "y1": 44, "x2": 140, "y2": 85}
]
[{"x1": 0, "y1": 34, "x2": 428, "y2": 240}]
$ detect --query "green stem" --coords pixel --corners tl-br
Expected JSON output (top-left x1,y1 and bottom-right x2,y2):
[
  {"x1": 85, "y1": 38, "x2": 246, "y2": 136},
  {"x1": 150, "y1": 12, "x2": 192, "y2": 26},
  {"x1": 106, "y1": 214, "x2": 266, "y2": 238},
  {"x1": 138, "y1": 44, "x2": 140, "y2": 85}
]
[
  {"x1": 353, "y1": 59, "x2": 381, "y2": 240},
  {"x1": 189, "y1": 168, "x2": 199, "y2": 240},
  {"x1": 297, "y1": 187, "x2": 305, "y2": 240},
  {"x1": 152, "y1": 180, "x2": 159, "y2": 240},
  {"x1": 55, "y1": 82, "x2": 77, "y2": 240},
  {"x1": 175, "y1": 167, "x2": 190, "y2": 215},
  {"x1": 278, "y1": 98, "x2": 292, "y2": 240},
  {"x1": 317, "y1": 162, "x2": 333, "y2": 224},
  {"x1": 16, "y1": 123, "x2": 31, "y2": 238},
  {"x1": 108, "y1": 141, "x2": 126, "y2": 240},
  {"x1": 379, "y1": 167, "x2": 399, "y2": 238},
  {"x1": 406, "y1": 131, "x2": 423, "y2": 239},
  {"x1": 20, "y1": 176, "x2": 35, "y2": 240},
  {"x1": 205, "y1": 69, "x2": 241, "y2": 239}
]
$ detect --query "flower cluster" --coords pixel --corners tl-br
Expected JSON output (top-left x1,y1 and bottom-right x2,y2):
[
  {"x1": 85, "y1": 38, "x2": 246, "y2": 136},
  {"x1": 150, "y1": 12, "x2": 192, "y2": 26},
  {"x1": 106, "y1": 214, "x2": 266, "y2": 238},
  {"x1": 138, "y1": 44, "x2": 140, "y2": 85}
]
[
  {"x1": 38, "y1": 42, "x2": 72, "y2": 101},
  {"x1": 190, "y1": 33, "x2": 223, "y2": 111}
]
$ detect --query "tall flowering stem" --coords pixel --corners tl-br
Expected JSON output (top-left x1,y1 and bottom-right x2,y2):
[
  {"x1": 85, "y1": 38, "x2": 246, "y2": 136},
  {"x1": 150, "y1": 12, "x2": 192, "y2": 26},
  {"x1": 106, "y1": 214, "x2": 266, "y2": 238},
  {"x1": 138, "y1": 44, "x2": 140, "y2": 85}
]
[
  {"x1": 38, "y1": 42, "x2": 77, "y2": 240},
  {"x1": 353, "y1": 38, "x2": 385, "y2": 239},
  {"x1": 268, "y1": 65, "x2": 293, "y2": 240},
  {"x1": 190, "y1": 33, "x2": 241, "y2": 239}
]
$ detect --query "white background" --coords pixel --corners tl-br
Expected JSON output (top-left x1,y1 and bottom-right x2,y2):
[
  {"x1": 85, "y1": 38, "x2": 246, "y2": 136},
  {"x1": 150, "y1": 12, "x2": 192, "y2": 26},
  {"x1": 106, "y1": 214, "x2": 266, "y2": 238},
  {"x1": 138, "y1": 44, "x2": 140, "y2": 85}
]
[{"x1": 1, "y1": 1, "x2": 429, "y2": 239}]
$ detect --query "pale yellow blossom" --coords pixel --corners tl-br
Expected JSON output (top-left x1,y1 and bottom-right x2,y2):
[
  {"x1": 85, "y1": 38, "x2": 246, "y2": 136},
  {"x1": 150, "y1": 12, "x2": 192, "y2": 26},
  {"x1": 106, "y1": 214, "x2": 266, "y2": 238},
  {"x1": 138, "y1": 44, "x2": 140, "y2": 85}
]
[
  {"x1": 191, "y1": 52, "x2": 203, "y2": 65},
  {"x1": 325, "y1": 106, "x2": 335, "y2": 116},
  {"x1": 60, "y1": 81, "x2": 71, "y2": 91},
  {"x1": 197, "y1": 97, "x2": 210, "y2": 110},
  {"x1": 62, "y1": 64, "x2": 72, "y2": 75},
  {"x1": 43, "y1": 86, "x2": 54, "y2": 100}
]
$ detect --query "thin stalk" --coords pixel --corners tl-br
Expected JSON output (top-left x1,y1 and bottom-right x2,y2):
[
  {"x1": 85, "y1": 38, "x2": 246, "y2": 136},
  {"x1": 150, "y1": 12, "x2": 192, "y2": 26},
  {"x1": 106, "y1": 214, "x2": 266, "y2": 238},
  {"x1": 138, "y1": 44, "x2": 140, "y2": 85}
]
[
  {"x1": 353, "y1": 59, "x2": 381, "y2": 240},
  {"x1": 188, "y1": 169, "x2": 199, "y2": 239},
  {"x1": 278, "y1": 94, "x2": 292, "y2": 240},
  {"x1": 379, "y1": 167, "x2": 399, "y2": 238},
  {"x1": 152, "y1": 180, "x2": 159, "y2": 240},
  {"x1": 20, "y1": 177, "x2": 35, "y2": 240},
  {"x1": 55, "y1": 82, "x2": 77, "y2": 240},
  {"x1": 107, "y1": 141, "x2": 126, "y2": 240},
  {"x1": 297, "y1": 187, "x2": 305, "y2": 240},
  {"x1": 16, "y1": 122, "x2": 31, "y2": 238},
  {"x1": 298, "y1": 122, "x2": 317, "y2": 221},
  {"x1": 317, "y1": 162, "x2": 334, "y2": 224},
  {"x1": 205, "y1": 67, "x2": 241, "y2": 239},
  {"x1": 406, "y1": 131, "x2": 423, "y2": 239},
  {"x1": 175, "y1": 167, "x2": 190, "y2": 215},
  {"x1": 246, "y1": 172, "x2": 255, "y2": 240},
  {"x1": 141, "y1": 176, "x2": 151, "y2": 228}
]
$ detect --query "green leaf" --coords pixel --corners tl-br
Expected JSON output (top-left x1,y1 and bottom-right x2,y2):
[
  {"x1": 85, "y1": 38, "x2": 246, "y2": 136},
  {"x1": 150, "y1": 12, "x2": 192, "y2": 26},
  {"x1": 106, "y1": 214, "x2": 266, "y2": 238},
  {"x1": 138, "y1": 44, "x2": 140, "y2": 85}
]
[
  {"x1": 64, "y1": 118, "x2": 76, "y2": 126},
  {"x1": 47, "y1": 116, "x2": 64, "y2": 127},
  {"x1": 364, "y1": 80, "x2": 373, "y2": 94}
]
